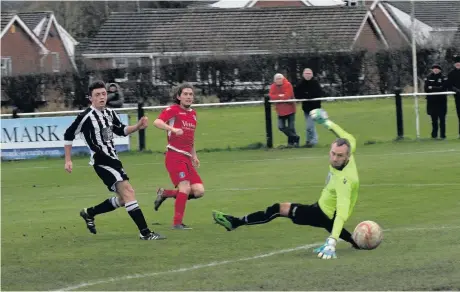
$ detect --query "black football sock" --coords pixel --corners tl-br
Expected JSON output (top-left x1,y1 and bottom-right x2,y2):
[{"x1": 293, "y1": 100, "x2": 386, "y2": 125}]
[
  {"x1": 125, "y1": 200, "x2": 150, "y2": 236},
  {"x1": 234, "y1": 203, "x2": 281, "y2": 227},
  {"x1": 86, "y1": 196, "x2": 121, "y2": 217}
]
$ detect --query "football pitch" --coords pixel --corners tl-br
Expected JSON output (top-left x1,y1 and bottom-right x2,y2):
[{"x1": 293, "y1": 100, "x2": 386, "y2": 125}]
[{"x1": 2, "y1": 98, "x2": 460, "y2": 290}]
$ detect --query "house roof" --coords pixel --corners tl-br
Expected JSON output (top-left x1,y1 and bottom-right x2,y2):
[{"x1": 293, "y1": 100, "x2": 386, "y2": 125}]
[
  {"x1": 384, "y1": 1, "x2": 460, "y2": 29},
  {"x1": 210, "y1": 0, "x2": 344, "y2": 8},
  {"x1": 83, "y1": 6, "x2": 370, "y2": 57},
  {"x1": 18, "y1": 12, "x2": 51, "y2": 30},
  {"x1": 1, "y1": 12, "x2": 16, "y2": 31}
]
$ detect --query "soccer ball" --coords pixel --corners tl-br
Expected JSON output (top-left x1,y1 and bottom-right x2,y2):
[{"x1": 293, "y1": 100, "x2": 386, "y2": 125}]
[{"x1": 352, "y1": 220, "x2": 383, "y2": 250}]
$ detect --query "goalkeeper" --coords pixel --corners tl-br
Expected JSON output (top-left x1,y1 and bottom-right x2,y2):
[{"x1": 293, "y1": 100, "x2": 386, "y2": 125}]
[{"x1": 212, "y1": 109, "x2": 360, "y2": 259}]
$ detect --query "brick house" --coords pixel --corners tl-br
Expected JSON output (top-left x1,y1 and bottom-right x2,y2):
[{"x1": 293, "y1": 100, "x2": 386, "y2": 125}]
[{"x1": 1, "y1": 11, "x2": 78, "y2": 77}]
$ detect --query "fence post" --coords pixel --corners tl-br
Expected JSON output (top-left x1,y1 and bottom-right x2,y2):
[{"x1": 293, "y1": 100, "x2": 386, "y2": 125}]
[
  {"x1": 394, "y1": 87, "x2": 404, "y2": 140},
  {"x1": 137, "y1": 101, "x2": 146, "y2": 151},
  {"x1": 264, "y1": 96, "x2": 273, "y2": 148}
]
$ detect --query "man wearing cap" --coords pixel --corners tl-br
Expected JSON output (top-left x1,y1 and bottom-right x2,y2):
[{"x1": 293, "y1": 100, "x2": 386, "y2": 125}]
[
  {"x1": 424, "y1": 64, "x2": 448, "y2": 139},
  {"x1": 446, "y1": 55, "x2": 460, "y2": 138}
]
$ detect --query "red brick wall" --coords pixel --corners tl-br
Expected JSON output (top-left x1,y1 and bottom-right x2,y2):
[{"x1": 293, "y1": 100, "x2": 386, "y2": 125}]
[
  {"x1": 42, "y1": 21, "x2": 73, "y2": 73},
  {"x1": 354, "y1": 20, "x2": 384, "y2": 52},
  {"x1": 1, "y1": 21, "x2": 43, "y2": 75},
  {"x1": 371, "y1": 5, "x2": 408, "y2": 48},
  {"x1": 82, "y1": 58, "x2": 114, "y2": 70}
]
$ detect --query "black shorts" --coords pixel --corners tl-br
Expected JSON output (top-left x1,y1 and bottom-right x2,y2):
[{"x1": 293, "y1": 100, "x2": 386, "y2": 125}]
[
  {"x1": 93, "y1": 160, "x2": 129, "y2": 192},
  {"x1": 288, "y1": 202, "x2": 334, "y2": 228}
]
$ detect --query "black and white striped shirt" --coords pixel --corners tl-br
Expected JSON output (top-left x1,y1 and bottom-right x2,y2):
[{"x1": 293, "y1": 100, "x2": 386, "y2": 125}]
[{"x1": 64, "y1": 106, "x2": 127, "y2": 165}]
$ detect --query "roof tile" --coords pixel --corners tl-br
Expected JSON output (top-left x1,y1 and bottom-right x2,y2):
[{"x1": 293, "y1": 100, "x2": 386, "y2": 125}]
[{"x1": 83, "y1": 6, "x2": 369, "y2": 55}]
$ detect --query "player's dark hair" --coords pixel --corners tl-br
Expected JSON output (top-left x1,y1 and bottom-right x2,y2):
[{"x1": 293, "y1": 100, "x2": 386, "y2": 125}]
[
  {"x1": 173, "y1": 82, "x2": 194, "y2": 104},
  {"x1": 334, "y1": 138, "x2": 351, "y2": 155},
  {"x1": 88, "y1": 80, "x2": 106, "y2": 96}
]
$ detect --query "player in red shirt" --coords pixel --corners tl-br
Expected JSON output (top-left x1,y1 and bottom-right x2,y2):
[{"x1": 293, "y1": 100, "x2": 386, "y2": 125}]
[{"x1": 153, "y1": 83, "x2": 204, "y2": 230}]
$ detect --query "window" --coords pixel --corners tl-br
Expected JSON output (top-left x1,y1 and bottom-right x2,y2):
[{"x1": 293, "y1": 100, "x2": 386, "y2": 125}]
[
  {"x1": 113, "y1": 58, "x2": 128, "y2": 68},
  {"x1": 51, "y1": 53, "x2": 60, "y2": 72},
  {"x1": 1, "y1": 57, "x2": 12, "y2": 76}
]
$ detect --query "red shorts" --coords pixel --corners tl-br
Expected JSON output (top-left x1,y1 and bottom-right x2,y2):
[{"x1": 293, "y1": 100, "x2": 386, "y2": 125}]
[{"x1": 165, "y1": 150, "x2": 203, "y2": 187}]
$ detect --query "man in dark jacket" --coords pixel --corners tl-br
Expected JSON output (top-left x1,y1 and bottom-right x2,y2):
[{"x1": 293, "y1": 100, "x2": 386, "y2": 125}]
[
  {"x1": 424, "y1": 64, "x2": 448, "y2": 139},
  {"x1": 446, "y1": 55, "x2": 460, "y2": 138},
  {"x1": 107, "y1": 83, "x2": 124, "y2": 108},
  {"x1": 294, "y1": 68, "x2": 323, "y2": 147}
]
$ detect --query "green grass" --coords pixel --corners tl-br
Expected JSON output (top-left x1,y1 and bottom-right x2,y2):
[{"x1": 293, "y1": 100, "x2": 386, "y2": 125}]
[
  {"x1": 125, "y1": 97, "x2": 459, "y2": 153},
  {"x1": 2, "y1": 99, "x2": 460, "y2": 290}
]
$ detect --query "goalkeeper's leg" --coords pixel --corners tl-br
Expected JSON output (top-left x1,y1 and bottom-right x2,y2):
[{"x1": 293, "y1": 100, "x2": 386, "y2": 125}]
[{"x1": 213, "y1": 203, "x2": 290, "y2": 231}]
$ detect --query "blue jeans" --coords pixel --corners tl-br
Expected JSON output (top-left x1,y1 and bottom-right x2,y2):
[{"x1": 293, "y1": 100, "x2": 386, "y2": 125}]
[
  {"x1": 304, "y1": 111, "x2": 318, "y2": 145},
  {"x1": 278, "y1": 113, "x2": 299, "y2": 144}
]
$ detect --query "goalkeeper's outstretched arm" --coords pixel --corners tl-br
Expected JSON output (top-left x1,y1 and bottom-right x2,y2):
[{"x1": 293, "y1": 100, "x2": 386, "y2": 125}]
[
  {"x1": 323, "y1": 120, "x2": 356, "y2": 154},
  {"x1": 330, "y1": 179, "x2": 352, "y2": 240}
]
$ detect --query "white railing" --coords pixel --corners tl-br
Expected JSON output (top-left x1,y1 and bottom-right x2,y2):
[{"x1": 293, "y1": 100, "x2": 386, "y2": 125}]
[{"x1": 1, "y1": 91, "x2": 455, "y2": 138}]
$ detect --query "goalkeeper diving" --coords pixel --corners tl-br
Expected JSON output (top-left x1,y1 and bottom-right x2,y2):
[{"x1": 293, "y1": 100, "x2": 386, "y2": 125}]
[{"x1": 212, "y1": 109, "x2": 360, "y2": 259}]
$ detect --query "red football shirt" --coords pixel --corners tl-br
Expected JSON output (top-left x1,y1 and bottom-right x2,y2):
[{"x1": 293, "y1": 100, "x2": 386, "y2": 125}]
[{"x1": 158, "y1": 104, "x2": 197, "y2": 155}]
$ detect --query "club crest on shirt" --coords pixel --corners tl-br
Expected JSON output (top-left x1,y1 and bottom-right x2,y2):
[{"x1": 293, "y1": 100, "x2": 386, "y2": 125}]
[
  {"x1": 101, "y1": 127, "x2": 113, "y2": 142},
  {"x1": 179, "y1": 172, "x2": 185, "y2": 178}
]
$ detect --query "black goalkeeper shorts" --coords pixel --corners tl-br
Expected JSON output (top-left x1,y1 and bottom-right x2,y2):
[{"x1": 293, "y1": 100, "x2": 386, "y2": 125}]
[{"x1": 288, "y1": 202, "x2": 335, "y2": 228}]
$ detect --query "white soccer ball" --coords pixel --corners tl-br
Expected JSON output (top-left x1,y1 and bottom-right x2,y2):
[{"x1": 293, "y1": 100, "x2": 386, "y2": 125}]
[{"x1": 352, "y1": 220, "x2": 383, "y2": 250}]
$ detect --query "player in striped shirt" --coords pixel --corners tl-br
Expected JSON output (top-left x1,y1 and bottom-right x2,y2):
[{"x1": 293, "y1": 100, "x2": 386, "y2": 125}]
[
  {"x1": 213, "y1": 109, "x2": 360, "y2": 259},
  {"x1": 63, "y1": 80, "x2": 165, "y2": 240}
]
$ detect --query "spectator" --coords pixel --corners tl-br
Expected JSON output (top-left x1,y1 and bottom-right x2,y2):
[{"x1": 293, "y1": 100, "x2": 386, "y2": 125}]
[
  {"x1": 446, "y1": 55, "x2": 460, "y2": 139},
  {"x1": 269, "y1": 73, "x2": 300, "y2": 147},
  {"x1": 294, "y1": 68, "x2": 323, "y2": 147},
  {"x1": 424, "y1": 64, "x2": 448, "y2": 140},
  {"x1": 106, "y1": 83, "x2": 124, "y2": 108}
]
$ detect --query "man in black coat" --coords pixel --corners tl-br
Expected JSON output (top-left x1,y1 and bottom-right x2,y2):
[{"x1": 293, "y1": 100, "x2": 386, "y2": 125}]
[
  {"x1": 424, "y1": 64, "x2": 448, "y2": 139},
  {"x1": 294, "y1": 68, "x2": 323, "y2": 147},
  {"x1": 446, "y1": 55, "x2": 460, "y2": 138},
  {"x1": 107, "y1": 83, "x2": 124, "y2": 108}
]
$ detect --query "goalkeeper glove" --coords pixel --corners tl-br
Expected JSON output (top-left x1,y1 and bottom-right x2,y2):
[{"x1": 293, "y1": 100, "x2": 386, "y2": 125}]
[
  {"x1": 309, "y1": 109, "x2": 330, "y2": 126},
  {"x1": 314, "y1": 237, "x2": 337, "y2": 260}
]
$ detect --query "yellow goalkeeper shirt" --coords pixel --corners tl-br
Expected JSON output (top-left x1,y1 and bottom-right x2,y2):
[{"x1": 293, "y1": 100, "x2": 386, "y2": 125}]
[{"x1": 318, "y1": 121, "x2": 360, "y2": 240}]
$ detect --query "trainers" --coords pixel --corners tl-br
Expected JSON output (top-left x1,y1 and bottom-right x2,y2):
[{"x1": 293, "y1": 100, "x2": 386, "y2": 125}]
[
  {"x1": 212, "y1": 210, "x2": 235, "y2": 231},
  {"x1": 79, "y1": 208, "x2": 96, "y2": 234},
  {"x1": 172, "y1": 223, "x2": 192, "y2": 230},
  {"x1": 154, "y1": 188, "x2": 167, "y2": 211},
  {"x1": 139, "y1": 232, "x2": 167, "y2": 240}
]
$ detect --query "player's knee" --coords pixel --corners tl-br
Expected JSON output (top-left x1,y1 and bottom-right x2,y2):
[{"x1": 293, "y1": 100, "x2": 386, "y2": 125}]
[
  {"x1": 118, "y1": 181, "x2": 135, "y2": 201},
  {"x1": 279, "y1": 202, "x2": 291, "y2": 216},
  {"x1": 178, "y1": 182, "x2": 191, "y2": 195},
  {"x1": 192, "y1": 184, "x2": 205, "y2": 197},
  {"x1": 116, "y1": 195, "x2": 125, "y2": 207}
]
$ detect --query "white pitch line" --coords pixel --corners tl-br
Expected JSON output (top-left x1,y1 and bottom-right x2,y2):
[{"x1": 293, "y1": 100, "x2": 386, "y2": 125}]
[
  {"x1": 4, "y1": 148, "x2": 459, "y2": 171},
  {"x1": 54, "y1": 242, "x2": 321, "y2": 291},
  {"x1": 54, "y1": 225, "x2": 460, "y2": 291}
]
